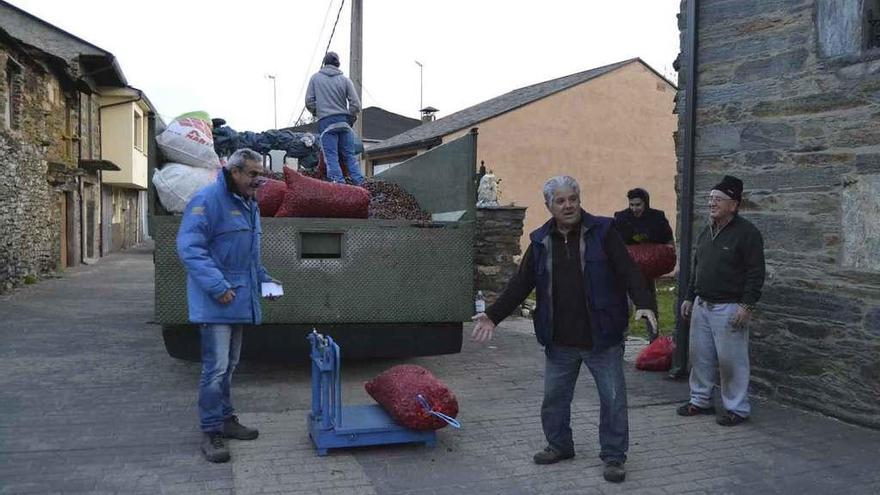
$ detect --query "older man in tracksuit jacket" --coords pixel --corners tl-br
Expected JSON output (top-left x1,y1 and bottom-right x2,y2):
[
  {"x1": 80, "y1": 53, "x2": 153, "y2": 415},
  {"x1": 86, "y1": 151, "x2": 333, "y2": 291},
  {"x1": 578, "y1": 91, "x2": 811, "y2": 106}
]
[
  {"x1": 472, "y1": 176, "x2": 656, "y2": 484},
  {"x1": 305, "y1": 51, "x2": 365, "y2": 185},
  {"x1": 177, "y1": 148, "x2": 278, "y2": 463}
]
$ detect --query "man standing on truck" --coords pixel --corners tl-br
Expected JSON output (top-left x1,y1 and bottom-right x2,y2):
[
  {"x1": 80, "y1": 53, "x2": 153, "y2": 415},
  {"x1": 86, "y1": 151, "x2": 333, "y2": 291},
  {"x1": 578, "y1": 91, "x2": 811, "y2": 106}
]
[
  {"x1": 305, "y1": 51, "x2": 365, "y2": 185},
  {"x1": 471, "y1": 176, "x2": 656, "y2": 484},
  {"x1": 177, "y1": 148, "x2": 281, "y2": 463}
]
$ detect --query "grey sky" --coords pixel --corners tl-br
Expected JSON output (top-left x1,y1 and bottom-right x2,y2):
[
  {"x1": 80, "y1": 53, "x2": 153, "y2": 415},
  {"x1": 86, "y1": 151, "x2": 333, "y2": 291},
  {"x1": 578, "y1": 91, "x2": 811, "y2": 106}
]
[{"x1": 8, "y1": 0, "x2": 680, "y2": 131}]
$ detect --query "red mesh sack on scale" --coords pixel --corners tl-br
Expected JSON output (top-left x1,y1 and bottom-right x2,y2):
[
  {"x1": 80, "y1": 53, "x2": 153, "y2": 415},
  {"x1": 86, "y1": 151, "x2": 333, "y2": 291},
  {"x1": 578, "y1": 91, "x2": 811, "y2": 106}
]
[
  {"x1": 275, "y1": 167, "x2": 369, "y2": 218},
  {"x1": 256, "y1": 179, "x2": 286, "y2": 217},
  {"x1": 365, "y1": 365, "x2": 460, "y2": 431},
  {"x1": 626, "y1": 244, "x2": 677, "y2": 280},
  {"x1": 636, "y1": 336, "x2": 675, "y2": 371}
]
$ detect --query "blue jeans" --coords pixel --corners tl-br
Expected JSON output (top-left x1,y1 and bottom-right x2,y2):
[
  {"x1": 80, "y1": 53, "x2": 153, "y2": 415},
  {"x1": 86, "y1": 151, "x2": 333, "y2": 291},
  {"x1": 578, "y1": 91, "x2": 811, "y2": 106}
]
[
  {"x1": 542, "y1": 343, "x2": 628, "y2": 463},
  {"x1": 319, "y1": 114, "x2": 365, "y2": 185},
  {"x1": 199, "y1": 323, "x2": 243, "y2": 432}
]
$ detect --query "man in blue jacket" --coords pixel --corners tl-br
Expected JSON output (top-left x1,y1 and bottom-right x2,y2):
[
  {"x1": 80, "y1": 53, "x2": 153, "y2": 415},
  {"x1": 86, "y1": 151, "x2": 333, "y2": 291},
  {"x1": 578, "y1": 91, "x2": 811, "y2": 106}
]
[
  {"x1": 177, "y1": 148, "x2": 280, "y2": 463},
  {"x1": 305, "y1": 51, "x2": 365, "y2": 185},
  {"x1": 472, "y1": 176, "x2": 656, "y2": 483}
]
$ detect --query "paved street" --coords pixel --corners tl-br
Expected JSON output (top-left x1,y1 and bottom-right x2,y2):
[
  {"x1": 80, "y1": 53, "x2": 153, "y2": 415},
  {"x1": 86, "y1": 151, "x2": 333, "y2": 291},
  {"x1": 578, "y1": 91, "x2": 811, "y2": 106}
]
[{"x1": 1, "y1": 243, "x2": 878, "y2": 495}]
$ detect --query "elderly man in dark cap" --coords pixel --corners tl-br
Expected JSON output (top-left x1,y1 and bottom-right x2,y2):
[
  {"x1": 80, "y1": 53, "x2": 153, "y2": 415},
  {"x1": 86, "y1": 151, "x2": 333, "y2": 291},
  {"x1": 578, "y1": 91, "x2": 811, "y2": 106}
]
[{"x1": 676, "y1": 175, "x2": 765, "y2": 426}]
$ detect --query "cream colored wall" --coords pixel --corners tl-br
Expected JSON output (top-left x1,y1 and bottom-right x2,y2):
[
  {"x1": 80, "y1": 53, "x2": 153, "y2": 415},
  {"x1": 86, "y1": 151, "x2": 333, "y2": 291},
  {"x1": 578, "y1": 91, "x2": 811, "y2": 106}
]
[
  {"x1": 130, "y1": 106, "x2": 148, "y2": 188},
  {"x1": 100, "y1": 100, "x2": 149, "y2": 189},
  {"x1": 448, "y1": 62, "x2": 677, "y2": 250}
]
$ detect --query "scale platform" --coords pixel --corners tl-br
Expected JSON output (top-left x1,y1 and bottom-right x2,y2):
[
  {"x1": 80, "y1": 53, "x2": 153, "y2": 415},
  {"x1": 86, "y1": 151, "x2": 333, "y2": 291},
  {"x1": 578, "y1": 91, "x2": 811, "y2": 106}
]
[{"x1": 307, "y1": 331, "x2": 437, "y2": 456}]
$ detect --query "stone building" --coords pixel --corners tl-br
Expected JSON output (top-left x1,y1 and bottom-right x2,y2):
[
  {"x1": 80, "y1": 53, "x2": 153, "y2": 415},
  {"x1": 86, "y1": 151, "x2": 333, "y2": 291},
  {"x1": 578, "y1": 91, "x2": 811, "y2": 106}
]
[
  {"x1": 0, "y1": 1, "x2": 131, "y2": 292},
  {"x1": 676, "y1": 0, "x2": 880, "y2": 427},
  {"x1": 367, "y1": 59, "x2": 678, "y2": 252}
]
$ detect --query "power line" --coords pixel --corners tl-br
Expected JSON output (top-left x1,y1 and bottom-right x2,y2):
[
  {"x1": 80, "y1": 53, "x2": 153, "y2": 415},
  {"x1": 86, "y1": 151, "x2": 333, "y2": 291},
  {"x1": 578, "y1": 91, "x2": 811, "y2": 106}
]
[
  {"x1": 325, "y1": 0, "x2": 346, "y2": 55},
  {"x1": 285, "y1": 0, "x2": 337, "y2": 127},
  {"x1": 291, "y1": 0, "x2": 348, "y2": 127}
]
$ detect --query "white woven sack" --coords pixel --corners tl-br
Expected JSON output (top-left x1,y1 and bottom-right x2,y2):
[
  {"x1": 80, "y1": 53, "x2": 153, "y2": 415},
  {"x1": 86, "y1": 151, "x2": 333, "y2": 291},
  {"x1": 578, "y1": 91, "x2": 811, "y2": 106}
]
[
  {"x1": 156, "y1": 117, "x2": 221, "y2": 169},
  {"x1": 152, "y1": 163, "x2": 218, "y2": 213}
]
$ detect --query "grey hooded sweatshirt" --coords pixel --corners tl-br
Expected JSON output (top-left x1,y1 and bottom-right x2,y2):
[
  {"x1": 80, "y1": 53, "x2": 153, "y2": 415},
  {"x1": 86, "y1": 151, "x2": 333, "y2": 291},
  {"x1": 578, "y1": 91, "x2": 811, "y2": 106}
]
[{"x1": 305, "y1": 66, "x2": 361, "y2": 120}]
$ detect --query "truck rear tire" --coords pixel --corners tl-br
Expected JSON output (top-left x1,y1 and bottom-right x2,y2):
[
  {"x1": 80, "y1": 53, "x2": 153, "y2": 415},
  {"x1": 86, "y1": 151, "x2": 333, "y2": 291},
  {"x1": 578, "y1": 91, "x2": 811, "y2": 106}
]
[
  {"x1": 162, "y1": 323, "x2": 463, "y2": 362},
  {"x1": 162, "y1": 325, "x2": 201, "y2": 362}
]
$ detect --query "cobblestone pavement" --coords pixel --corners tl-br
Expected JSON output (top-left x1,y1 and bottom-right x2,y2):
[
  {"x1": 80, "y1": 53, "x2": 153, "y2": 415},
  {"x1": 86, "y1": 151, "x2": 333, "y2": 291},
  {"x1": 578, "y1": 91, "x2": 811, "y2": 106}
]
[{"x1": 1, "y1": 242, "x2": 878, "y2": 494}]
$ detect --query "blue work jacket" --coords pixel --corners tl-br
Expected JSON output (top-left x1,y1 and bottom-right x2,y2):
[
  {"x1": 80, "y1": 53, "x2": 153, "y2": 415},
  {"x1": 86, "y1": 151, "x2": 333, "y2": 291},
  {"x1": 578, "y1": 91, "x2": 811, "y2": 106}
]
[{"x1": 176, "y1": 169, "x2": 272, "y2": 324}]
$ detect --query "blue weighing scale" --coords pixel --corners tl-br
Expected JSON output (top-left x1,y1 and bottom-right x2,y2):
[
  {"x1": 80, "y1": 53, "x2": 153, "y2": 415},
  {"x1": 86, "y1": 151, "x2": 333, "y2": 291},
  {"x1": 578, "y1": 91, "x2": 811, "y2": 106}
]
[{"x1": 307, "y1": 330, "x2": 459, "y2": 456}]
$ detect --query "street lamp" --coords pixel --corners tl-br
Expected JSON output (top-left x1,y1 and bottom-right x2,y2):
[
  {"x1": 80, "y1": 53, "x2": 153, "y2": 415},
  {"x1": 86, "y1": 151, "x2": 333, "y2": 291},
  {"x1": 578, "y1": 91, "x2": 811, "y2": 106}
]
[
  {"x1": 414, "y1": 60, "x2": 423, "y2": 112},
  {"x1": 266, "y1": 74, "x2": 277, "y2": 129}
]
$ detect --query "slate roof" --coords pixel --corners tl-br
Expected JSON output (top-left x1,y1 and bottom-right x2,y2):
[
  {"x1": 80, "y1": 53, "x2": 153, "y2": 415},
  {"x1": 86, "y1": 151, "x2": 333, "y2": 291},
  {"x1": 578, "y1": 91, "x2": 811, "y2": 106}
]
[
  {"x1": 0, "y1": 0, "x2": 126, "y2": 87},
  {"x1": 284, "y1": 106, "x2": 421, "y2": 141},
  {"x1": 368, "y1": 58, "x2": 669, "y2": 155}
]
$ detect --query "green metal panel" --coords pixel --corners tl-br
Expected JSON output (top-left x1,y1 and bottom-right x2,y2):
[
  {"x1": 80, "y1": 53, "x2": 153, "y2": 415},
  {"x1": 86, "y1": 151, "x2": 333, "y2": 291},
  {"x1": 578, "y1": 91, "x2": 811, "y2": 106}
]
[
  {"x1": 375, "y1": 129, "x2": 478, "y2": 220},
  {"x1": 154, "y1": 216, "x2": 474, "y2": 325}
]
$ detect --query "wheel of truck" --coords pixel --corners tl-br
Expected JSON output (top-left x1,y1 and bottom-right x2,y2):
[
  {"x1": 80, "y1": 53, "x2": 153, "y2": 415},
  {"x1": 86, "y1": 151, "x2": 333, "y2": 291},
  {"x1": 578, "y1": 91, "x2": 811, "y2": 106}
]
[{"x1": 162, "y1": 325, "x2": 201, "y2": 361}]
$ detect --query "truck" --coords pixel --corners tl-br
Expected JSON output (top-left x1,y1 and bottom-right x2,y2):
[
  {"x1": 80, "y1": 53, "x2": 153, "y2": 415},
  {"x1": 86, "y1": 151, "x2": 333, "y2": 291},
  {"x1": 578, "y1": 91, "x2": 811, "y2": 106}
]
[{"x1": 147, "y1": 114, "x2": 477, "y2": 361}]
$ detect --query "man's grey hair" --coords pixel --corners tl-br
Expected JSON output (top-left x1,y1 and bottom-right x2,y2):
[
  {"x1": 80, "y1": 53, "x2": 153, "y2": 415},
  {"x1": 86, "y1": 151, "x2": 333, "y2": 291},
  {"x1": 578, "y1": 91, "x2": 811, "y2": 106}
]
[
  {"x1": 226, "y1": 148, "x2": 263, "y2": 170},
  {"x1": 542, "y1": 176, "x2": 581, "y2": 206}
]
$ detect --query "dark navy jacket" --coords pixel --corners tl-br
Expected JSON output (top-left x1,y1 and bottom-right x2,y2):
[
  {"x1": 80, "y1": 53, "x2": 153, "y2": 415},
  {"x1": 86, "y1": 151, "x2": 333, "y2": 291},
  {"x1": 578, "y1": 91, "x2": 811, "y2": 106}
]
[{"x1": 487, "y1": 210, "x2": 651, "y2": 350}]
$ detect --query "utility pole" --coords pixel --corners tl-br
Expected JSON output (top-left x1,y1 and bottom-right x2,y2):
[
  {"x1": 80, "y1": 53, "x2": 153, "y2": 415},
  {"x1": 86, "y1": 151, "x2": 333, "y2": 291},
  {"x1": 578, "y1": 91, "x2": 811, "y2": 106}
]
[
  {"x1": 266, "y1": 74, "x2": 277, "y2": 129},
  {"x1": 415, "y1": 60, "x2": 423, "y2": 111},
  {"x1": 350, "y1": 0, "x2": 363, "y2": 138}
]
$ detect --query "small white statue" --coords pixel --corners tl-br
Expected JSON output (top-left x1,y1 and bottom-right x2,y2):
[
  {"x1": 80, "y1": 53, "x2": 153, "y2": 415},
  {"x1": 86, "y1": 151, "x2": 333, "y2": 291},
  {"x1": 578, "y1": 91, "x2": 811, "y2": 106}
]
[{"x1": 477, "y1": 173, "x2": 501, "y2": 207}]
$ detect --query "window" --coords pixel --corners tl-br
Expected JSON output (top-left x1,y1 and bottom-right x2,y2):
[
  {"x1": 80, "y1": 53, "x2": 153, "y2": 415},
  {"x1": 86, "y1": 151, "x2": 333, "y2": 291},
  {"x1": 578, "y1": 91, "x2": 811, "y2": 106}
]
[
  {"x1": 62, "y1": 97, "x2": 74, "y2": 161},
  {"x1": 2, "y1": 65, "x2": 10, "y2": 129},
  {"x1": 842, "y1": 174, "x2": 880, "y2": 272},
  {"x1": 133, "y1": 109, "x2": 143, "y2": 151},
  {"x1": 818, "y1": 0, "x2": 880, "y2": 57},
  {"x1": 3, "y1": 59, "x2": 22, "y2": 130},
  {"x1": 866, "y1": 0, "x2": 880, "y2": 49},
  {"x1": 371, "y1": 153, "x2": 415, "y2": 176},
  {"x1": 46, "y1": 80, "x2": 59, "y2": 104}
]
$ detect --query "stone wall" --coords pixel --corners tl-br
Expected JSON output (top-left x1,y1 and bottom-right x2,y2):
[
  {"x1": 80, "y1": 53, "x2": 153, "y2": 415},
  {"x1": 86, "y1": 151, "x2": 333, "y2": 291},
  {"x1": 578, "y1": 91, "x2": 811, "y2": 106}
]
[
  {"x1": 474, "y1": 206, "x2": 527, "y2": 306},
  {"x1": 676, "y1": 0, "x2": 880, "y2": 427},
  {"x1": 0, "y1": 41, "x2": 85, "y2": 293}
]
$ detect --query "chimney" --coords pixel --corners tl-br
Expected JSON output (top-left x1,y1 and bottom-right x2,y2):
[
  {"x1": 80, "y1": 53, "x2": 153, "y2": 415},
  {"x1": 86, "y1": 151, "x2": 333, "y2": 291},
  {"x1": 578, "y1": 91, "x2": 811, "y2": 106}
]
[{"x1": 420, "y1": 106, "x2": 438, "y2": 123}]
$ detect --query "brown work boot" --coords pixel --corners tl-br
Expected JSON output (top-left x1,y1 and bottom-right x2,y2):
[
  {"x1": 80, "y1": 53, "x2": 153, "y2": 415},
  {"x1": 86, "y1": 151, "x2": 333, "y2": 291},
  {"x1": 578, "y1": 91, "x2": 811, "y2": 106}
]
[
  {"x1": 223, "y1": 415, "x2": 259, "y2": 440},
  {"x1": 201, "y1": 432, "x2": 230, "y2": 463},
  {"x1": 532, "y1": 446, "x2": 575, "y2": 465}
]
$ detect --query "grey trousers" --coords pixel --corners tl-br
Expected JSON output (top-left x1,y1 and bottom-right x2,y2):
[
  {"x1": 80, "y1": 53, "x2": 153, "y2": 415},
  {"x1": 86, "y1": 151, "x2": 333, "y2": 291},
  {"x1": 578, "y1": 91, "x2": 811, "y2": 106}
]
[{"x1": 688, "y1": 297, "x2": 751, "y2": 417}]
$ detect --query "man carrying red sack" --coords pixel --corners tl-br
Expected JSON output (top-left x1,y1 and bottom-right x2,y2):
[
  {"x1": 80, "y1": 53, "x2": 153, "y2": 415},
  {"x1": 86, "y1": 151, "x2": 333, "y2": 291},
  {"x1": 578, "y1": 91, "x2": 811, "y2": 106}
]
[
  {"x1": 614, "y1": 188, "x2": 674, "y2": 337},
  {"x1": 471, "y1": 176, "x2": 656, "y2": 484}
]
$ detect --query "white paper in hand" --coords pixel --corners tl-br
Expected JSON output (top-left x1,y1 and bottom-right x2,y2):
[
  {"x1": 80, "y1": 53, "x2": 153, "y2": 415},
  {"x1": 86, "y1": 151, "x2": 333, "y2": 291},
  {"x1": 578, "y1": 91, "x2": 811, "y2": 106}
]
[{"x1": 261, "y1": 282, "x2": 284, "y2": 298}]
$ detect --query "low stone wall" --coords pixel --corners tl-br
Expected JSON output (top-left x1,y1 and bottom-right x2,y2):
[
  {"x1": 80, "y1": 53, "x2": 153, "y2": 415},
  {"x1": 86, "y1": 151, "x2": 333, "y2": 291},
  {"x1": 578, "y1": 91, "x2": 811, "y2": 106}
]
[{"x1": 474, "y1": 206, "x2": 527, "y2": 306}]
